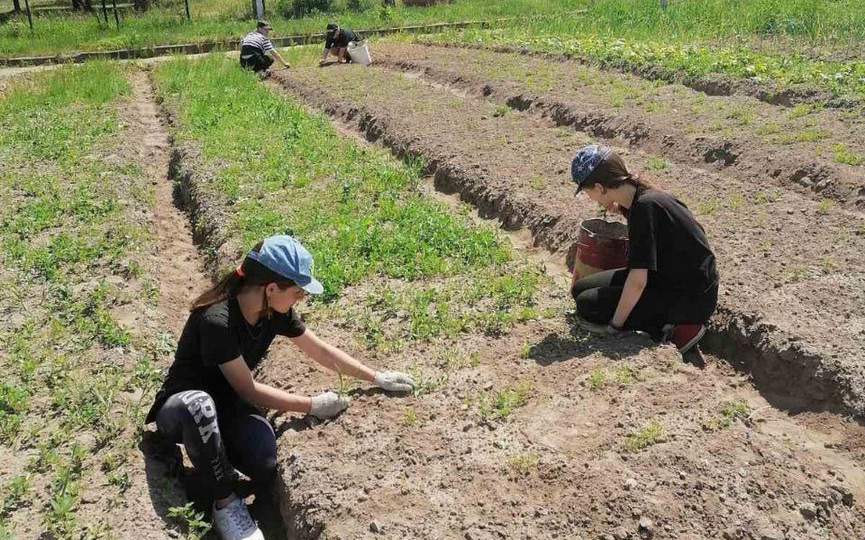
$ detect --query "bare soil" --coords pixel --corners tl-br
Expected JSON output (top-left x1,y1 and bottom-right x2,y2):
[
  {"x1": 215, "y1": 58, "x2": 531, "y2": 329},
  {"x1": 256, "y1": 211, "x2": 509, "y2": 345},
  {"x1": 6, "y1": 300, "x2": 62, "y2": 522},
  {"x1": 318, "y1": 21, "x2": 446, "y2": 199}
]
[
  {"x1": 376, "y1": 43, "x2": 865, "y2": 211},
  {"x1": 271, "y1": 57, "x2": 865, "y2": 420}
]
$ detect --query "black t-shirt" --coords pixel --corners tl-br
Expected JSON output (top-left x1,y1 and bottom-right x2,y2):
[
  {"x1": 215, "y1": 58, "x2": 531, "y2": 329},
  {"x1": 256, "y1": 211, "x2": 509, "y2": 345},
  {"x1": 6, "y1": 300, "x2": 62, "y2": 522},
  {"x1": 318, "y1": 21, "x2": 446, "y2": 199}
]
[
  {"x1": 622, "y1": 187, "x2": 719, "y2": 293},
  {"x1": 145, "y1": 298, "x2": 306, "y2": 423},
  {"x1": 324, "y1": 28, "x2": 360, "y2": 49}
]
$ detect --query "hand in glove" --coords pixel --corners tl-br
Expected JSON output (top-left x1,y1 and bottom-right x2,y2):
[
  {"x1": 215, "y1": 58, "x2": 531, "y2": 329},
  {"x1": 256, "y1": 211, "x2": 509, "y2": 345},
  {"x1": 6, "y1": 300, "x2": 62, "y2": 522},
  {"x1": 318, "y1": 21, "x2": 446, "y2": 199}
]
[
  {"x1": 309, "y1": 391, "x2": 350, "y2": 419},
  {"x1": 374, "y1": 371, "x2": 415, "y2": 393}
]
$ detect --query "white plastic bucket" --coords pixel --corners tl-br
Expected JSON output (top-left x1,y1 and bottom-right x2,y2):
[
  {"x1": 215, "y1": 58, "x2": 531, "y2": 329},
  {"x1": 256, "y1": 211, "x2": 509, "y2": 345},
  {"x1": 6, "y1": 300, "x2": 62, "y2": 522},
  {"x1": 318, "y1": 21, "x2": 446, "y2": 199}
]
[{"x1": 347, "y1": 40, "x2": 371, "y2": 66}]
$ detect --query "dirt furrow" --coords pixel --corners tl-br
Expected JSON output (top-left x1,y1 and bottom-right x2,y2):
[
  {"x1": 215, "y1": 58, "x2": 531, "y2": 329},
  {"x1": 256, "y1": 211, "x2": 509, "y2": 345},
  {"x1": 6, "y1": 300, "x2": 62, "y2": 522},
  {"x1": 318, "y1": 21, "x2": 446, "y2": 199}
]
[
  {"x1": 374, "y1": 43, "x2": 865, "y2": 212},
  {"x1": 416, "y1": 39, "x2": 861, "y2": 110},
  {"x1": 272, "y1": 65, "x2": 865, "y2": 420}
]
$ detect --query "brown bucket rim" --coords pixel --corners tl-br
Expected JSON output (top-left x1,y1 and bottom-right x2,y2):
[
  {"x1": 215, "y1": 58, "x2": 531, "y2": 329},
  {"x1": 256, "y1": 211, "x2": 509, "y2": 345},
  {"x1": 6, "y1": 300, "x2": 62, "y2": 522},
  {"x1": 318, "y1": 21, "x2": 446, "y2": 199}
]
[{"x1": 579, "y1": 218, "x2": 628, "y2": 240}]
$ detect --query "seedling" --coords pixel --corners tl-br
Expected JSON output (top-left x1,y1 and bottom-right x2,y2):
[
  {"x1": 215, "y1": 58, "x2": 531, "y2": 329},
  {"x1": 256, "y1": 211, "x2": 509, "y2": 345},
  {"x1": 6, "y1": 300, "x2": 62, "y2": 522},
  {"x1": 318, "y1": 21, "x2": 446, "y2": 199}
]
[
  {"x1": 625, "y1": 421, "x2": 665, "y2": 452},
  {"x1": 168, "y1": 502, "x2": 212, "y2": 540},
  {"x1": 507, "y1": 452, "x2": 540, "y2": 475},
  {"x1": 644, "y1": 157, "x2": 667, "y2": 171},
  {"x1": 702, "y1": 402, "x2": 750, "y2": 431},
  {"x1": 817, "y1": 198, "x2": 833, "y2": 215},
  {"x1": 614, "y1": 366, "x2": 638, "y2": 385},
  {"x1": 587, "y1": 369, "x2": 605, "y2": 390},
  {"x1": 407, "y1": 364, "x2": 448, "y2": 397},
  {"x1": 402, "y1": 407, "x2": 418, "y2": 427},
  {"x1": 336, "y1": 370, "x2": 358, "y2": 398},
  {"x1": 478, "y1": 382, "x2": 531, "y2": 420},
  {"x1": 520, "y1": 341, "x2": 531, "y2": 359},
  {"x1": 696, "y1": 198, "x2": 720, "y2": 215}
]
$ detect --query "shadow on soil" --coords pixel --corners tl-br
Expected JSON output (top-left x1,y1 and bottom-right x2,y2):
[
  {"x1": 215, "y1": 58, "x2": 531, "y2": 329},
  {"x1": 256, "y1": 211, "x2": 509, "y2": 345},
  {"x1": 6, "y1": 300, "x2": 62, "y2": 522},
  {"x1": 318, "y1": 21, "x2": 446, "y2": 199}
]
[{"x1": 529, "y1": 312, "x2": 658, "y2": 367}]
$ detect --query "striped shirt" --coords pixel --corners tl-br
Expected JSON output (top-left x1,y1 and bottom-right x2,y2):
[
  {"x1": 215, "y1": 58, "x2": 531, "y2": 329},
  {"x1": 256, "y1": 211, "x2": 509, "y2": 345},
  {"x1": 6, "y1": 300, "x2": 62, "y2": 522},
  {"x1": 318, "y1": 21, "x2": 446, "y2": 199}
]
[{"x1": 241, "y1": 31, "x2": 274, "y2": 53}]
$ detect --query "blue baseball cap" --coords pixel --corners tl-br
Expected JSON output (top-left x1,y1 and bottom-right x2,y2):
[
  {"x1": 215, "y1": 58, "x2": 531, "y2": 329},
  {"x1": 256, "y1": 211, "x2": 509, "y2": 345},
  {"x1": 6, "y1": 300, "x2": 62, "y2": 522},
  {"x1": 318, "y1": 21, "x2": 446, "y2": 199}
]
[
  {"x1": 571, "y1": 144, "x2": 612, "y2": 193},
  {"x1": 246, "y1": 235, "x2": 324, "y2": 294}
]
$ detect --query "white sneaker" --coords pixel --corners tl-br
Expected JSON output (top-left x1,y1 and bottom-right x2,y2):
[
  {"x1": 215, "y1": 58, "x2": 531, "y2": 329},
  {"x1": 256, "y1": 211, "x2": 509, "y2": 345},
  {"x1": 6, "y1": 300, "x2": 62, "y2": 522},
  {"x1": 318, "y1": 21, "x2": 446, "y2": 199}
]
[{"x1": 212, "y1": 495, "x2": 264, "y2": 540}]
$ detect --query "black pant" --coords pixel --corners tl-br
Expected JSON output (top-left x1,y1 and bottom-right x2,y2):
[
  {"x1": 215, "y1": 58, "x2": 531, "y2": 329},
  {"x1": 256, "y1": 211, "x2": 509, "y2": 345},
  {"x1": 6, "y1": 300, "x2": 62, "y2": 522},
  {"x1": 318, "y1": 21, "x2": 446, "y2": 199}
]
[
  {"x1": 571, "y1": 268, "x2": 718, "y2": 340},
  {"x1": 155, "y1": 391, "x2": 277, "y2": 500},
  {"x1": 240, "y1": 45, "x2": 274, "y2": 73}
]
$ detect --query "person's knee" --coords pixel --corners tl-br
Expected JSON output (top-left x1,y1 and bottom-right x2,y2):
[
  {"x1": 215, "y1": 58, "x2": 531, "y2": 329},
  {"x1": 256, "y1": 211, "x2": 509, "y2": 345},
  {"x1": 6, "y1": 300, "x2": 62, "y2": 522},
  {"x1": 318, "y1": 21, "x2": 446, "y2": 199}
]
[{"x1": 575, "y1": 289, "x2": 605, "y2": 323}]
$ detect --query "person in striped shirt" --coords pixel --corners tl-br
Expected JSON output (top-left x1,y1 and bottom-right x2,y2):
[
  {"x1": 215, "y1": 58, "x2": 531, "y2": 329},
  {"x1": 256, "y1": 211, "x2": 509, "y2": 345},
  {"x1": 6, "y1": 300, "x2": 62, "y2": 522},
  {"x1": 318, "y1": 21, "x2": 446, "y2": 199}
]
[{"x1": 240, "y1": 20, "x2": 290, "y2": 78}]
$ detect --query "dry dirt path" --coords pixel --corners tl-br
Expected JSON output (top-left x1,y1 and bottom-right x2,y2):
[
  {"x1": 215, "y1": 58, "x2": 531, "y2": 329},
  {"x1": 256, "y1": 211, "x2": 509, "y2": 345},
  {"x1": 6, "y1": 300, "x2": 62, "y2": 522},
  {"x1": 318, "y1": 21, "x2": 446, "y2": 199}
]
[
  {"x1": 93, "y1": 67, "x2": 213, "y2": 539},
  {"x1": 270, "y1": 62, "x2": 865, "y2": 421}
]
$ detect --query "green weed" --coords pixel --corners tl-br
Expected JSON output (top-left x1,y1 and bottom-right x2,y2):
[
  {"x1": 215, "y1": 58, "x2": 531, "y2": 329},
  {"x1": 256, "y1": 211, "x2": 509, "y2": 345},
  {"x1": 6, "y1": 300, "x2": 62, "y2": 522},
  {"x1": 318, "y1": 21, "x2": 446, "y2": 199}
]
[
  {"x1": 817, "y1": 198, "x2": 834, "y2": 215},
  {"x1": 507, "y1": 452, "x2": 540, "y2": 475},
  {"x1": 168, "y1": 502, "x2": 212, "y2": 540},
  {"x1": 625, "y1": 421, "x2": 665, "y2": 452},
  {"x1": 644, "y1": 156, "x2": 668, "y2": 171},
  {"x1": 587, "y1": 369, "x2": 605, "y2": 390},
  {"x1": 832, "y1": 143, "x2": 864, "y2": 166},
  {"x1": 402, "y1": 407, "x2": 418, "y2": 427},
  {"x1": 702, "y1": 401, "x2": 750, "y2": 431},
  {"x1": 477, "y1": 382, "x2": 531, "y2": 420}
]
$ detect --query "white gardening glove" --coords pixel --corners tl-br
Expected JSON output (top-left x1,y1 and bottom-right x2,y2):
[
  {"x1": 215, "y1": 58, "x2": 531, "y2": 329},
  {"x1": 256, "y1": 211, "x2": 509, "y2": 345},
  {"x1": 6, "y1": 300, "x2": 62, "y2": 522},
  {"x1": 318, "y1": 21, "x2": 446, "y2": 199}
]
[
  {"x1": 374, "y1": 371, "x2": 415, "y2": 392},
  {"x1": 309, "y1": 391, "x2": 350, "y2": 419}
]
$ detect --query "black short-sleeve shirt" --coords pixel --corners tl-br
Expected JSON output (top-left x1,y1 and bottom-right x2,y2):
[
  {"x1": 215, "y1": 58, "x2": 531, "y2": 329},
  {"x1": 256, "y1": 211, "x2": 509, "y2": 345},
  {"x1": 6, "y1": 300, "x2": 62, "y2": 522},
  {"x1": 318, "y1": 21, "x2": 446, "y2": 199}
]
[
  {"x1": 325, "y1": 28, "x2": 360, "y2": 49},
  {"x1": 623, "y1": 187, "x2": 719, "y2": 293},
  {"x1": 145, "y1": 298, "x2": 306, "y2": 422}
]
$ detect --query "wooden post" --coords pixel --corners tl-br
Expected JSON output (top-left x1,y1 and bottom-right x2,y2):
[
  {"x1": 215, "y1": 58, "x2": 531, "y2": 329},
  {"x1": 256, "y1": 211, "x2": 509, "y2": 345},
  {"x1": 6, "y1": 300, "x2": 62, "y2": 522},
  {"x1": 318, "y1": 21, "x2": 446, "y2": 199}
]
[
  {"x1": 101, "y1": 0, "x2": 108, "y2": 23},
  {"x1": 184, "y1": 0, "x2": 190, "y2": 21},
  {"x1": 112, "y1": 0, "x2": 119, "y2": 28},
  {"x1": 23, "y1": 0, "x2": 32, "y2": 30},
  {"x1": 12, "y1": 0, "x2": 21, "y2": 12},
  {"x1": 660, "y1": 0, "x2": 667, "y2": 10}
]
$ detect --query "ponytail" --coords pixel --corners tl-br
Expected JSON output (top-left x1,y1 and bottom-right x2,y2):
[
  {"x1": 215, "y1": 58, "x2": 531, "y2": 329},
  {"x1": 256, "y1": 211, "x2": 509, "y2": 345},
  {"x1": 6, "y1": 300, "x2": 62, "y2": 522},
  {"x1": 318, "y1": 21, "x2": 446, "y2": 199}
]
[
  {"x1": 189, "y1": 241, "x2": 296, "y2": 312},
  {"x1": 585, "y1": 151, "x2": 663, "y2": 192}
]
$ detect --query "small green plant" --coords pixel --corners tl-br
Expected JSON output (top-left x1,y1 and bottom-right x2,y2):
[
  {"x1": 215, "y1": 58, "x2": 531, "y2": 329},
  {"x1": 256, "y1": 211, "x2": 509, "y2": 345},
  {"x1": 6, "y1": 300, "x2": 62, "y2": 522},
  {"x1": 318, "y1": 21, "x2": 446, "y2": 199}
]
[
  {"x1": 407, "y1": 364, "x2": 448, "y2": 397},
  {"x1": 832, "y1": 144, "x2": 864, "y2": 166},
  {"x1": 614, "y1": 366, "x2": 638, "y2": 385},
  {"x1": 402, "y1": 407, "x2": 417, "y2": 427},
  {"x1": 728, "y1": 194, "x2": 745, "y2": 211},
  {"x1": 696, "y1": 198, "x2": 720, "y2": 215},
  {"x1": 2, "y1": 474, "x2": 30, "y2": 516},
  {"x1": 703, "y1": 402, "x2": 750, "y2": 431},
  {"x1": 625, "y1": 421, "x2": 665, "y2": 452},
  {"x1": 587, "y1": 369, "x2": 605, "y2": 390},
  {"x1": 644, "y1": 156, "x2": 667, "y2": 171},
  {"x1": 507, "y1": 452, "x2": 539, "y2": 475},
  {"x1": 529, "y1": 175, "x2": 546, "y2": 190},
  {"x1": 336, "y1": 370, "x2": 358, "y2": 398},
  {"x1": 520, "y1": 341, "x2": 531, "y2": 359},
  {"x1": 820, "y1": 256, "x2": 834, "y2": 273},
  {"x1": 492, "y1": 104, "x2": 509, "y2": 117},
  {"x1": 168, "y1": 502, "x2": 212, "y2": 540},
  {"x1": 478, "y1": 382, "x2": 531, "y2": 420},
  {"x1": 787, "y1": 266, "x2": 806, "y2": 282},
  {"x1": 817, "y1": 198, "x2": 834, "y2": 215}
]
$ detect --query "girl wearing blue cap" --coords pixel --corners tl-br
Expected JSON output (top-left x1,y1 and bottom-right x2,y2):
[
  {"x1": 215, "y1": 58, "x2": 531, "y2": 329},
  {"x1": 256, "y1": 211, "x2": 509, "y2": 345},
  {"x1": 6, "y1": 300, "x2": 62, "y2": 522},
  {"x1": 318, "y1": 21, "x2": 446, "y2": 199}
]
[
  {"x1": 145, "y1": 235, "x2": 414, "y2": 540},
  {"x1": 569, "y1": 145, "x2": 719, "y2": 354}
]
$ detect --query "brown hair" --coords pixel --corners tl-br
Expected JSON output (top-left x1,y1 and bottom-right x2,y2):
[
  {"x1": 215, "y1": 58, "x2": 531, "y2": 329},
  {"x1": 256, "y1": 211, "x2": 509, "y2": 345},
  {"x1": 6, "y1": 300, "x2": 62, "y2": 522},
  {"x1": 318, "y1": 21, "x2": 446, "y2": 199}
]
[
  {"x1": 585, "y1": 151, "x2": 661, "y2": 192},
  {"x1": 190, "y1": 241, "x2": 296, "y2": 312}
]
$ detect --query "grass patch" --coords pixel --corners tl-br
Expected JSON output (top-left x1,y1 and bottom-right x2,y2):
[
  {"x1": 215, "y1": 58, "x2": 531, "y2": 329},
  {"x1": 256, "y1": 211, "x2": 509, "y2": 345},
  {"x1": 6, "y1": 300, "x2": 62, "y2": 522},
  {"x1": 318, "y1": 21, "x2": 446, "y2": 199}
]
[
  {"x1": 624, "y1": 420, "x2": 665, "y2": 452},
  {"x1": 477, "y1": 382, "x2": 531, "y2": 420},
  {"x1": 154, "y1": 56, "x2": 542, "y2": 350},
  {"x1": 507, "y1": 452, "x2": 539, "y2": 475},
  {"x1": 702, "y1": 401, "x2": 750, "y2": 431}
]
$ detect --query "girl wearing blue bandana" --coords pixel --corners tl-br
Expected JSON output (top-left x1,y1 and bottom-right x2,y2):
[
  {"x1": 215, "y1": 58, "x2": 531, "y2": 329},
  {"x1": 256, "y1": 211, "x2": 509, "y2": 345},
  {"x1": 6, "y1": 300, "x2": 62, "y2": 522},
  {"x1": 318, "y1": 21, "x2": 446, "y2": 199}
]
[
  {"x1": 145, "y1": 235, "x2": 414, "y2": 540},
  {"x1": 569, "y1": 145, "x2": 719, "y2": 354}
]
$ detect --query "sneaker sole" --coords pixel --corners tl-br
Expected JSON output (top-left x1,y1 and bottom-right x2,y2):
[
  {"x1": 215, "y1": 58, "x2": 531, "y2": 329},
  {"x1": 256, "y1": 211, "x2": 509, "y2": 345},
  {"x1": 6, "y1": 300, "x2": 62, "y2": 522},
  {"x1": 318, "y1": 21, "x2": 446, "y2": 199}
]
[{"x1": 678, "y1": 326, "x2": 707, "y2": 353}]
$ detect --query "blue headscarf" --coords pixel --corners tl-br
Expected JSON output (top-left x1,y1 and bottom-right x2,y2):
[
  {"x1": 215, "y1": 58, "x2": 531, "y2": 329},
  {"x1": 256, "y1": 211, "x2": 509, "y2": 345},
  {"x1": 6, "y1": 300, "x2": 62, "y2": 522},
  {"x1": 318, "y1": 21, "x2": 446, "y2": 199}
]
[{"x1": 571, "y1": 144, "x2": 612, "y2": 192}]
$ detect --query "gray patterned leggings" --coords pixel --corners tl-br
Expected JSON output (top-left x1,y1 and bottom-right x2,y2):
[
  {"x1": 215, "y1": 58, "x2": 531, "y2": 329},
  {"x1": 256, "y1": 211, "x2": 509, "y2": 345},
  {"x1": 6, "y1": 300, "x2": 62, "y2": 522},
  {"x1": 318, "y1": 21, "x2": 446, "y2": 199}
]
[{"x1": 155, "y1": 390, "x2": 278, "y2": 500}]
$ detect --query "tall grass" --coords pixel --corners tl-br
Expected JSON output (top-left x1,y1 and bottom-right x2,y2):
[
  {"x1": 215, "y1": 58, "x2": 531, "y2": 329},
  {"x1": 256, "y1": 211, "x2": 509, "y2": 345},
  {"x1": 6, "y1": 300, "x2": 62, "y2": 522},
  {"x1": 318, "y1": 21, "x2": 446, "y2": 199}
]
[{"x1": 0, "y1": 0, "x2": 582, "y2": 56}]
